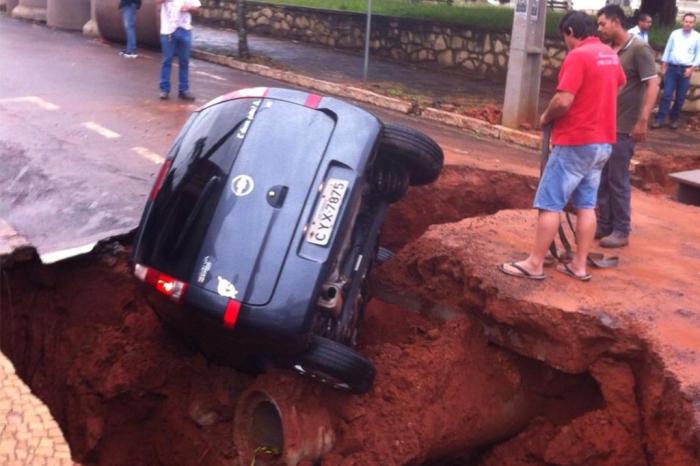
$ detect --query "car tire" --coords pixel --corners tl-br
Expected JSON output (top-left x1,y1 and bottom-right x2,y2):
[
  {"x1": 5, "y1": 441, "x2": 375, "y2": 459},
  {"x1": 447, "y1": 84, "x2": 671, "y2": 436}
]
[
  {"x1": 378, "y1": 123, "x2": 444, "y2": 186},
  {"x1": 293, "y1": 336, "x2": 376, "y2": 394}
]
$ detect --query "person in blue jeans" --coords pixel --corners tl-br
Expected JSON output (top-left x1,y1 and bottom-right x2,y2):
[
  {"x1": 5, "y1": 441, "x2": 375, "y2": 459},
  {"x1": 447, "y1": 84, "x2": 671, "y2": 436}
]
[
  {"x1": 119, "y1": 0, "x2": 141, "y2": 58},
  {"x1": 156, "y1": 0, "x2": 201, "y2": 101},
  {"x1": 652, "y1": 13, "x2": 700, "y2": 129}
]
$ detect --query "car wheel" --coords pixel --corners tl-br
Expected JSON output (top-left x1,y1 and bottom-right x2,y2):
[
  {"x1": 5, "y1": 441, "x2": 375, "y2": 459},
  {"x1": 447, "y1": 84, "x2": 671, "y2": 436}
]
[
  {"x1": 293, "y1": 336, "x2": 376, "y2": 394},
  {"x1": 378, "y1": 123, "x2": 444, "y2": 186},
  {"x1": 373, "y1": 164, "x2": 409, "y2": 203}
]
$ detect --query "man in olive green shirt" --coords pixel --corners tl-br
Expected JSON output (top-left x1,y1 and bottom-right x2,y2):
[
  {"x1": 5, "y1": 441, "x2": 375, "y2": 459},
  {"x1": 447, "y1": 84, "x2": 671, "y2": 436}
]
[{"x1": 596, "y1": 5, "x2": 659, "y2": 248}]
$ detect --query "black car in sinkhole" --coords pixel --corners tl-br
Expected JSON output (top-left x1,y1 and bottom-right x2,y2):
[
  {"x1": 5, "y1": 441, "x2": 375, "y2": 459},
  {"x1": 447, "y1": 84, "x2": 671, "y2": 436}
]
[{"x1": 131, "y1": 87, "x2": 443, "y2": 393}]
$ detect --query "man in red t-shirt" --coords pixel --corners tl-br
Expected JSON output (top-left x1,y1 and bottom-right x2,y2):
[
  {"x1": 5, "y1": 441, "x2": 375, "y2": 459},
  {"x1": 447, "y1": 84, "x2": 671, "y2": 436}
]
[{"x1": 500, "y1": 11, "x2": 626, "y2": 282}]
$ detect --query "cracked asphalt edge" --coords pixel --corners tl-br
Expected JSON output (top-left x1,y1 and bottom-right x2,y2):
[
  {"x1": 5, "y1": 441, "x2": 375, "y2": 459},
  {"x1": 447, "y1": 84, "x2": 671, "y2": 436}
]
[
  {"x1": 0, "y1": 218, "x2": 33, "y2": 266},
  {"x1": 192, "y1": 50, "x2": 542, "y2": 151}
]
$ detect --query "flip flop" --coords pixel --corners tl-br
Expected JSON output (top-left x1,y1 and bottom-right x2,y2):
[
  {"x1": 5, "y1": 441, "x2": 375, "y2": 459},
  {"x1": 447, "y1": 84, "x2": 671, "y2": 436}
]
[
  {"x1": 587, "y1": 252, "x2": 619, "y2": 269},
  {"x1": 498, "y1": 262, "x2": 545, "y2": 280},
  {"x1": 556, "y1": 263, "x2": 592, "y2": 282}
]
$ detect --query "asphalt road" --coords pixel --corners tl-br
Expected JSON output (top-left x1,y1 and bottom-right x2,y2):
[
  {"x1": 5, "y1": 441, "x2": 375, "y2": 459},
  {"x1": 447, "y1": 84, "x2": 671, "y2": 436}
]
[{"x1": 0, "y1": 15, "x2": 537, "y2": 263}]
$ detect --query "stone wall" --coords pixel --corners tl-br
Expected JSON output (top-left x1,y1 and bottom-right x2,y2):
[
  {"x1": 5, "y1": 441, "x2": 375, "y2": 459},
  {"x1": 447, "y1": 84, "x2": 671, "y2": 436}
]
[
  {"x1": 198, "y1": 1, "x2": 700, "y2": 108},
  {"x1": 199, "y1": 1, "x2": 567, "y2": 80}
]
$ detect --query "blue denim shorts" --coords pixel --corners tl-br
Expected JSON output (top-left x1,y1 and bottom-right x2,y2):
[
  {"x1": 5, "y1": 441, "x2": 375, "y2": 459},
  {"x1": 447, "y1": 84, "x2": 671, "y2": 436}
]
[{"x1": 533, "y1": 144, "x2": 612, "y2": 212}]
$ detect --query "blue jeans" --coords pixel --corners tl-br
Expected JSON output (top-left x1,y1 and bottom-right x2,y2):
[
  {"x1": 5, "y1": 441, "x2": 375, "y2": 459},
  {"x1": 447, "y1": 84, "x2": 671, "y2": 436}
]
[
  {"x1": 534, "y1": 144, "x2": 612, "y2": 212},
  {"x1": 120, "y1": 4, "x2": 137, "y2": 54},
  {"x1": 656, "y1": 64, "x2": 691, "y2": 123},
  {"x1": 160, "y1": 28, "x2": 192, "y2": 94},
  {"x1": 597, "y1": 134, "x2": 634, "y2": 236}
]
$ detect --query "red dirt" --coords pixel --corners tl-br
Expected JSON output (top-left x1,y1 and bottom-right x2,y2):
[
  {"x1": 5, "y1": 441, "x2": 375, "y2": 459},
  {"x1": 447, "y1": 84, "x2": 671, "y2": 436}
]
[
  {"x1": 376, "y1": 196, "x2": 700, "y2": 465},
  {"x1": 382, "y1": 165, "x2": 537, "y2": 251}
]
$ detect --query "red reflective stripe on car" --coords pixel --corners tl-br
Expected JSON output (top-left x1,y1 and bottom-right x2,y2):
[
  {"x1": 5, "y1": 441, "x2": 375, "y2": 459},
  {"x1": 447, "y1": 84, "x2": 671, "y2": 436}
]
[
  {"x1": 304, "y1": 93, "x2": 322, "y2": 109},
  {"x1": 198, "y1": 87, "x2": 270, "y2": 111},
  {"x1": 223, "y1": 299, "x2": 241, "y2": 328},
  {"x1": 148, "y1": 159, "x2": 172, "y2": 201}
]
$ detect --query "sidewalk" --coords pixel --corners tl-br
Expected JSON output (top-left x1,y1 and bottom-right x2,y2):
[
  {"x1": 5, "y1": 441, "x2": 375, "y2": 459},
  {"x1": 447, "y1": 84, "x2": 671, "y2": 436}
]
[{"x1": 193, "y1": 25, "x2": 700, "y2": 160}]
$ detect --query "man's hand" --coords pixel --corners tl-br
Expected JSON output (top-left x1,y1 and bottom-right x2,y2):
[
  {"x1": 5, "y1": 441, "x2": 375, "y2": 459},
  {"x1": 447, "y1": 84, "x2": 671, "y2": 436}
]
[
  {"x1": 539, "y1": 91, "x2": 574, "y2": 128},
  {"x1": 684, "y1": 67, "x2": 694, "y2": 78},
  {"x1": 630, "y1": 119, "x2": 648, "y2": 142}
]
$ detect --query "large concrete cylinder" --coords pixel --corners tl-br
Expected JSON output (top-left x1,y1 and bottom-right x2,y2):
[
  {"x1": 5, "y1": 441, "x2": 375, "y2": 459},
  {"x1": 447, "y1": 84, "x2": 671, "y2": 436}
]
[
  {"x1": 47, "y1": 0, "x2": 90, "y2": 30},
  {"x1": 12, "y1": 0, "x2": 46, "y2": 22},
  {"x1": 233, "y1": 318, "x2": 549, "y2": 465},
  {"x1": 95, "y1": 0, "x2": 159, "y2": 48}
]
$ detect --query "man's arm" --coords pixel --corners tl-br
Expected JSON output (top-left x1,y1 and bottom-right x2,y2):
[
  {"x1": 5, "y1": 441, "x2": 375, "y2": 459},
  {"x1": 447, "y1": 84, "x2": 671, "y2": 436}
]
[
  {"x1": 539, "y1": 91, "x2": 575, "y2": 127},
  {"x1": 660, "y1": 33, "x2": 674, "y2": 75},
  {"x1": 631, "y1": 77, "x2": 659, "y2": 141},
  {"x1": 686, "y1": 33, "x2": 700, "y2": 77},
  {"x1": 182, "y1": 0, "x2": 201, "y2": 13}
]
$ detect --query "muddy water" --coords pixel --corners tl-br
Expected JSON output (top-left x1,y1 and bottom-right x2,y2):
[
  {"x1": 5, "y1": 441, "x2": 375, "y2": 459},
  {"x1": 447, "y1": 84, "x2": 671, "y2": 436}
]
[{"x1": 0, "y1": 165, "x2": 690, "y2": 465}]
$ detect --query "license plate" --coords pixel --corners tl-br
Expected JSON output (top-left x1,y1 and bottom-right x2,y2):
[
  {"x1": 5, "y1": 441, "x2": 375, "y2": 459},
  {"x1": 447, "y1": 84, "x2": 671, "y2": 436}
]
[{"x1": 306, "y1": 178, "x2": 349, "y2": 246}]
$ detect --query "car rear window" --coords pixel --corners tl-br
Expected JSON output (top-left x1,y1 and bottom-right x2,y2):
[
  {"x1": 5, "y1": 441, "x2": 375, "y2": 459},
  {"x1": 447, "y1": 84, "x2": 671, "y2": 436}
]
[{"x1": 138, "y1": 99, "x2": 256, "y2": 279}]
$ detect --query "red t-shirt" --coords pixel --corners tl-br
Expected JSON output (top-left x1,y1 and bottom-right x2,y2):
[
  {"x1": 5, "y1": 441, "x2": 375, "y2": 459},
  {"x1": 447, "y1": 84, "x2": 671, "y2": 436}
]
[{"x1": 552, "y1": 37, "x2": 626, "y2": 146}]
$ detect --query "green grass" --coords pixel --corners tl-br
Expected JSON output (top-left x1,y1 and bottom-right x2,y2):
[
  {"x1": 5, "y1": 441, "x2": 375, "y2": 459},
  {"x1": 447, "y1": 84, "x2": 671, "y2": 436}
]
[{"x1": 259, "y1": 0, "x2": 566, "y2": 36}]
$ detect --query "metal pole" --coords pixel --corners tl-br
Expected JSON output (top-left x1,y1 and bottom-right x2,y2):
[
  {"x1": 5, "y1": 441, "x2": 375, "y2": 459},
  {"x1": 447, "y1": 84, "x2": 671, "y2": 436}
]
[
  {"x1": 502, "y1": 0, "x2": 547, "y2": 129},
  {"x1": 363, "y1": 0, "x2": 372, "y2": 81}
]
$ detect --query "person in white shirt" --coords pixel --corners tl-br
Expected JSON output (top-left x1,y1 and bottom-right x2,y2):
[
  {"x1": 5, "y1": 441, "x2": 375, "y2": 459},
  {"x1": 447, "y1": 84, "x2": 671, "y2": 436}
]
[
  {"x1": 652, "y1": 13, "x2": 700, "y2": 129},
  {"x1": 156, "y1": 0, "x2": 202, "y2": 101},
  {"x1": 627, "y1": 12, "x2": 652, "y2": 43}
]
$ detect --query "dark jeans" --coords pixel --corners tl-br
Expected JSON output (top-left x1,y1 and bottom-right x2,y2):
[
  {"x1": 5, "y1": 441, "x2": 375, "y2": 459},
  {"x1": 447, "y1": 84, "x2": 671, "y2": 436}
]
[
  {"x1": 597, "y1": 133, "x2": 634, "y2": 236},
  {"x1": 160, "y1": 28, "x2": 192, "y2": 93},
  {"x1": 656, "y1": 64, "x2": 691, "y2": 124}
]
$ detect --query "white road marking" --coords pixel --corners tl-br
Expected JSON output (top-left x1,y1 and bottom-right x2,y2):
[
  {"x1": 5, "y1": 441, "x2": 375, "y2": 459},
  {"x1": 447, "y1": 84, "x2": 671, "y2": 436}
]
[
  {"x1": 194, "y1": 70, "x2": 226, "y2": 81},
  {"x1": 131, "y1": 146, "x2": 165, "y2": 164},
  {"x1": 81, "y1": 121, "x2": 121, "y2": 139},
  {"x1": 0, "y1": 96, "x2": 60, "y2": 110}
]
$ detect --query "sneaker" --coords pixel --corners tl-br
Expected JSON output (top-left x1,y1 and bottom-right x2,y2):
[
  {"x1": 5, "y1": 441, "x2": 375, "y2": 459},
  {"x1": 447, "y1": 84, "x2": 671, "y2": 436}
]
[
  {"x1": 178, "y1": 91, "x2": 195, "y2": 101},
  {"x1": 650, "y1": 121, "x2": 662, "y2": 129},
  {"x1": 119, "y1": 51, "x2": 138, "y2": 58},
  {"x1": 159, "y1": 91, "x2": 169, "y2": 100},
  {"x1": 669, "y1": 120, "x2": 680, "y2": 130},
  {"x1": 599, "y1": 232, "x2": 629, "y2": 248}
]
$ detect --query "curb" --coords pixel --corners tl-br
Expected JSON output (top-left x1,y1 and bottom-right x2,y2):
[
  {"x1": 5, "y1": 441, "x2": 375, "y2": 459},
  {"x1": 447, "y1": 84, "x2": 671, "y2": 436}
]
[{"x1": 192, "y1": 50, "x2": 542, "y2": 151}]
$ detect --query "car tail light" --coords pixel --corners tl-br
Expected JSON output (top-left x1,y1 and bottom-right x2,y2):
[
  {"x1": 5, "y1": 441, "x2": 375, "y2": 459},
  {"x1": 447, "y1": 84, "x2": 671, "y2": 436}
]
[
  {"x1": 223, "y1": 299, "x2": 241, "y2": 328},
  {"x1": 134, "y1": 263, "x2": 188, "y2": 303},
  {"x1": 148, "y1": 159, "x2": 173, "y2": 201}
]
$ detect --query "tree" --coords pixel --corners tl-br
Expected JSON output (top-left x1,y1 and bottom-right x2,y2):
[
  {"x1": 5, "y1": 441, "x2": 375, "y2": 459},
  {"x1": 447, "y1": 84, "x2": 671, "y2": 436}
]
[
  {"x1": 640, "y1": 0, "x2": 677, "y2": 27},
  {"x1": 237, "y1": 0, "x2": 250, "y2": 59}
]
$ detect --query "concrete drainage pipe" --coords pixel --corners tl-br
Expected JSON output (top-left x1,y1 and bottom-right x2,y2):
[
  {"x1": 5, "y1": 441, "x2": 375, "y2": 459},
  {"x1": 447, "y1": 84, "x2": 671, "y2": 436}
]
[
  {"x1": 234, "y1": 385, "x2": 336, "y2": 466},
  {"x1": 233, "y1": 318, "x2": 554, "y2": 465}
]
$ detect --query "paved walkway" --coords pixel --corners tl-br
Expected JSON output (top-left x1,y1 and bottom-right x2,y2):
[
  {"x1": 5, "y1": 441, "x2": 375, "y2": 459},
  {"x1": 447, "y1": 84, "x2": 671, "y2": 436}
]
[{"x1": 0, "y1": 355, "x2": 73, "y2": 465}]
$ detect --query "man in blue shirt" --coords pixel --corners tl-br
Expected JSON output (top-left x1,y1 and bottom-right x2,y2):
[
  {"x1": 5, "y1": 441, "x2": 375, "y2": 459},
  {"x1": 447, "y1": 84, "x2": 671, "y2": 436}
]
[
  {"x1": 628, "y1": 13, "x2": 652, "y2": 44},
  {"x1": 651, "y1": 13, "x2": 700, "y2": 129}
]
